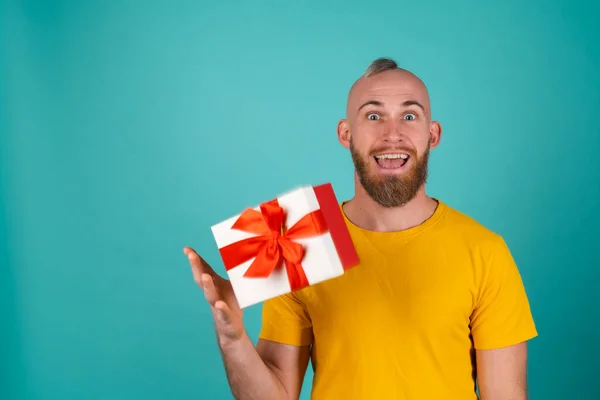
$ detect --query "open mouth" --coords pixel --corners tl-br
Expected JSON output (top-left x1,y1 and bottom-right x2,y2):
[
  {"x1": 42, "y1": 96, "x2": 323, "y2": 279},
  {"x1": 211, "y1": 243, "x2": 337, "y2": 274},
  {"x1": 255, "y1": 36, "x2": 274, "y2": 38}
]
[{"x1": 374, "y1": 153, "x2": 410, "y2": 169}]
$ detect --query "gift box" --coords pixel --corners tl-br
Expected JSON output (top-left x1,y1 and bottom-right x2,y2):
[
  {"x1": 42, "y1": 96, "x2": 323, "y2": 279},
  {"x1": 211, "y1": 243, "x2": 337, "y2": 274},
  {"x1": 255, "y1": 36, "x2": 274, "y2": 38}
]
[{"x1": 210, "y1": 183, "x2": 360, "y2": 309}]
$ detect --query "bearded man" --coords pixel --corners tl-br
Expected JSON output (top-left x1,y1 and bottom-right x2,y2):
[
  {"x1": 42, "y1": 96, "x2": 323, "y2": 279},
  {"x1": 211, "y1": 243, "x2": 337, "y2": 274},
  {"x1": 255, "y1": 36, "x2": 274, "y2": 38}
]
[{"x1": 184, "y1": 57, "x2": 538, "y2": 400}]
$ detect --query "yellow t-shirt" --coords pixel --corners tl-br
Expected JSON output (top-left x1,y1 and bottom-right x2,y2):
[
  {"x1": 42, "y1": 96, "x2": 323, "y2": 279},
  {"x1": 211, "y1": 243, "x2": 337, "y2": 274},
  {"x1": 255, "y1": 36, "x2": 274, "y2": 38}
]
[{"x1": 259, "y1": 200, "x2": 538, "y2": 399}]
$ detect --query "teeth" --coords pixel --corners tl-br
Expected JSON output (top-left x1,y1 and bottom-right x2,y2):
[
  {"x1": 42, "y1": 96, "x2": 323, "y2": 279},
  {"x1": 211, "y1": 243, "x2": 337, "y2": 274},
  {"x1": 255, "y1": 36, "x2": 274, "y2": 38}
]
[{"x1": 376, "y1": 153, "x2": 409, "y2": 160}]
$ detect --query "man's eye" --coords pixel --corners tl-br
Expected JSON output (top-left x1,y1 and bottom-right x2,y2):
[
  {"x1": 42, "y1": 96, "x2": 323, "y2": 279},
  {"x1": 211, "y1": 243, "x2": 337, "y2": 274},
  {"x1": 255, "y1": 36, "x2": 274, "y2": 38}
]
[
  {"x1": 404, "y1": 113, "x2": 416, "y2": 120},
  {"x1": 367, "y1": 113, "x2": 379, "y2": 120}
]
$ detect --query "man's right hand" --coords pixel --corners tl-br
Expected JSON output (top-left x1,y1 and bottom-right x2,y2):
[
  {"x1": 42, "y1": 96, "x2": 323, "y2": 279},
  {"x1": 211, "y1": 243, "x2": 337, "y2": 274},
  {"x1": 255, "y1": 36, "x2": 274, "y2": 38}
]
[
  {"x1": 184, "y1": 246, "x2": 244, "y2": 345},
  {"x1": 183, "y1": 245, "x2": 311, "y2": 400}
]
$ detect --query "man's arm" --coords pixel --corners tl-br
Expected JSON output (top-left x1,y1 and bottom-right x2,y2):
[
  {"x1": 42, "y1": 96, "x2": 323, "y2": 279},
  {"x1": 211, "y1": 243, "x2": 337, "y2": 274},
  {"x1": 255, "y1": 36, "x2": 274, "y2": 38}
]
[
  {"x1": 476, "y1": 342, "x2": 529, "y2": 400},
  {"x1": 469, "y1": 236, "x2": 537, "y2": 399},
  {"x1": 257, "y1": 339, "x2": 311, "y2": 399},
  {"x1": 219, "y1": 335, "x2": 311, "y2": 400},
  {"x1": 184, "y1": 246, "x2": 310, "y2": 400}
]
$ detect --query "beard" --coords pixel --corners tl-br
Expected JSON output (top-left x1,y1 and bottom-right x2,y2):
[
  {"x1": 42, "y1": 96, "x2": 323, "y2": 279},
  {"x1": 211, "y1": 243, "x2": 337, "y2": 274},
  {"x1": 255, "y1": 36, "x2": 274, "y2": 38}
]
[{"x1": 350, "y1": 137, "x2": 430, "y2": 208}]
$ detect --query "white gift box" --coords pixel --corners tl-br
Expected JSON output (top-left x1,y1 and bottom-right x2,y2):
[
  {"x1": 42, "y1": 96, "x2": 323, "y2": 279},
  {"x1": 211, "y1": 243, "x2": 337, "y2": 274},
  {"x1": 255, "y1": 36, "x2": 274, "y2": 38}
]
[{"x1": 210, "y1": 183, "x2": 360, "y2": 309}]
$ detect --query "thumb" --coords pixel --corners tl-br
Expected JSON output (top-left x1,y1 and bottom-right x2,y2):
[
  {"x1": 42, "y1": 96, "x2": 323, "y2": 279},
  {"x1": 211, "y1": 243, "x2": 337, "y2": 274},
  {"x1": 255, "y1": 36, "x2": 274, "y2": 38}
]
[
  {"x1": 213, "y1": 301, "x2": 244, "y2": 341},
  {"x1": 213, "y1": 300, "x2": 233, "y2": 325}
]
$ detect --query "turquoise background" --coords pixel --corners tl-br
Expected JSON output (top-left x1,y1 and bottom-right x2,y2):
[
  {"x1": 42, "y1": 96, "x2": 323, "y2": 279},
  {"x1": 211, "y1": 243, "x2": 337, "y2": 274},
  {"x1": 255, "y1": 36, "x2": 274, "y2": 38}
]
[{"x1": 1, "y1": 0, "x2": 599, "y2": 399}]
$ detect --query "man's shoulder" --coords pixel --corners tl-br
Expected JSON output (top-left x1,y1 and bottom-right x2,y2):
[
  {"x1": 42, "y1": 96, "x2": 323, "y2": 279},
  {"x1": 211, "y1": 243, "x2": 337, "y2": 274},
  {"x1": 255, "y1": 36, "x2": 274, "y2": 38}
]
[
  {"x1": 438, "y1": 201, "x2": 505, "y2": 245},
  {"x1": 437, "y1": 202, "x2": 518, "y2": 275}
]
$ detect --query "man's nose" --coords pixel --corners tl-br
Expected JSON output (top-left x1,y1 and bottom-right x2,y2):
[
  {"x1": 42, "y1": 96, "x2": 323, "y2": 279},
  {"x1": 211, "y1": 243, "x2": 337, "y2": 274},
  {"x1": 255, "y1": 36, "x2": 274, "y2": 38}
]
[{"x1": 382, "y1": 119, "x2": 405, "y2": 142}]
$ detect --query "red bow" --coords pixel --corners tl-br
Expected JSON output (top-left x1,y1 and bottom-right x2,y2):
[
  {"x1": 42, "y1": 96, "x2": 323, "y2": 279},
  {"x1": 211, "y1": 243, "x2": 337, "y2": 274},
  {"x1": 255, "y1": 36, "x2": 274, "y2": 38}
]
[{"x1": 219, "y1": 199, "x2": 328, "y2": 291}]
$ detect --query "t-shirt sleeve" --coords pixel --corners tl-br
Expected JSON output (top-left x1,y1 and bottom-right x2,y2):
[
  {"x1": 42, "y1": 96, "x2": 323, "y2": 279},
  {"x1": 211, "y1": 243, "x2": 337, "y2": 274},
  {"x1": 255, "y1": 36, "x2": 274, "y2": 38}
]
[
  {"x1": 470, "y1": 235, "x2": 538, "y2": 350},
  {"x1": 259, "y1": 291, "x2": 314, "y2": 347}
]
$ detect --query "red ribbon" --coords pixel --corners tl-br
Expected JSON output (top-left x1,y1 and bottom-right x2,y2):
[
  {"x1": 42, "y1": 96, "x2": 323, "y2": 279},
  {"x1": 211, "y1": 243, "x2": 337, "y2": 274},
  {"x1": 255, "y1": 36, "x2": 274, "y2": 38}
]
[{"x1": 219, "y1": 199, "x2": 328, "y2": 291}]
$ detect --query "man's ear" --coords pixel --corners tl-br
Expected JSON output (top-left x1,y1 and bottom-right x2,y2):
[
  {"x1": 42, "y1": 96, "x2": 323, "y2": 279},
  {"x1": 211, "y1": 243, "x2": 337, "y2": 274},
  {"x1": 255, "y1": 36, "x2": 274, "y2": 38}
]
[
  {"x1": 337, "y1": 119, "x2": 351, "y2": 149},
  {"x1": 429, "y1": 121, "x2": 442, "y2": 149}
]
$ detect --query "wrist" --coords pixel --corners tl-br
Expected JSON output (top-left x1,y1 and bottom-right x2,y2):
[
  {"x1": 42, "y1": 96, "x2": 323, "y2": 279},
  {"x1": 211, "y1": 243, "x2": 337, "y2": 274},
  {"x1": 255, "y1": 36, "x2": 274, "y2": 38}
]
[{"x1": 218, "y1": 330, "x2": 248, "y2": 350}]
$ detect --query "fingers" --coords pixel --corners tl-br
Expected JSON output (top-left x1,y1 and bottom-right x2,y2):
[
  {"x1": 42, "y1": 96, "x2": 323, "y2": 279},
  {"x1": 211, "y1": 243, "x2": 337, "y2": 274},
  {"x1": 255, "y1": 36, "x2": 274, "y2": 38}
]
[
  {"x1": 183, "y1": 246, "x2": 235, "y2": 325},
  {"x1": 201, "y1": 274, "x2": 234, "y2": 327},
  {"x1": 183, "y1": 246, "x2": 216, "y2": 284},
  {"x1": 200, "y1": 273, "x2": 220, "y2": 305}
]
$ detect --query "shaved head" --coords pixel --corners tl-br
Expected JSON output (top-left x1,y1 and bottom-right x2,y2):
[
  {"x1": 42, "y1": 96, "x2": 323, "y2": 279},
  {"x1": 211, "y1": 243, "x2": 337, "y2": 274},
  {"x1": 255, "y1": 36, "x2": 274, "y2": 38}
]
[{"x1": 346, "y1": 59, "x2": 432, "y2": 122}]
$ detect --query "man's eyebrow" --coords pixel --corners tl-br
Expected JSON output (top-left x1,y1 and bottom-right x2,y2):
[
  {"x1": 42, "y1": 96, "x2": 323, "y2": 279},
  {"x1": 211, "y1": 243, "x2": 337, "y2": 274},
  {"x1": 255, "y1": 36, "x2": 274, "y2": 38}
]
[
  {"x1": 357, "y1": 100, "x2": 383, "y2": 111},
  {"x1": 357, "y1": 99, "x2": 426, "y2": 112},
  {"x1": 403, "y1": 100, "x2": 425, "y2": 111}
]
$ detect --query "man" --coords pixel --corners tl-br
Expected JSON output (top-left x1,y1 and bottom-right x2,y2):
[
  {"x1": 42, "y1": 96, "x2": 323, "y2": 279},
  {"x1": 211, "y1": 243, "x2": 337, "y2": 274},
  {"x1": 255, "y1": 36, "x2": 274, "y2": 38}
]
[{"x1": 184, "y1": 57, "x2": 538, "y2": 399}]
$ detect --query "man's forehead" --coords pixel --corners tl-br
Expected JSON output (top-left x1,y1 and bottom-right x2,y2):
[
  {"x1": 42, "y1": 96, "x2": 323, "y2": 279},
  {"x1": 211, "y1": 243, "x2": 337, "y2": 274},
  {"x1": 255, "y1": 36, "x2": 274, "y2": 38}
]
[{"x1": 347, "y1": 70, "x2": 430, "y2": 113}]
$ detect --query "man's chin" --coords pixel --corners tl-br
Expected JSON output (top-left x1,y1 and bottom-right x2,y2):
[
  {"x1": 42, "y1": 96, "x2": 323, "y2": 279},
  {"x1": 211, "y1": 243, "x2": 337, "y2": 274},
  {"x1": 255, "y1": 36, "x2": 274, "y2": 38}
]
[
  {"x1": 363, "y1": 168, "x2": 410, "y2": 183},
  {"x1": 357, "y1": 170, "x2": 424, "y2": 206}
]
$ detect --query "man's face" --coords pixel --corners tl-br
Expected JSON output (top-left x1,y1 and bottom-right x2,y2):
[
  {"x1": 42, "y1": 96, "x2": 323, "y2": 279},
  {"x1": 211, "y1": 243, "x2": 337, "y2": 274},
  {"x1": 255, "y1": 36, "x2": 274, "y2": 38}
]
[{"x1": 339, "y1": 69, "x2": 441, "y2": 208}]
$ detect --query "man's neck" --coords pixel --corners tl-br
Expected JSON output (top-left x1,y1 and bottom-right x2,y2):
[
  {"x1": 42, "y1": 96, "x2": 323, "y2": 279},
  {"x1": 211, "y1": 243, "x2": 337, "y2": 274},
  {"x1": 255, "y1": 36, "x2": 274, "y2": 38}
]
[{"x1": 342, "y1": 186, "x2": 439, "y2": 233}]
